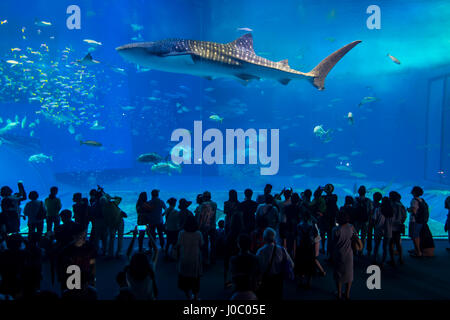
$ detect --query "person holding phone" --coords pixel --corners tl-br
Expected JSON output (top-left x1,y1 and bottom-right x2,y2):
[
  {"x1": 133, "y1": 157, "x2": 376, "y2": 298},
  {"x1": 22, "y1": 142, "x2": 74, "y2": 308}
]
[{"x1": 1, "y1": 181, "x2": 27, "y2": 234}]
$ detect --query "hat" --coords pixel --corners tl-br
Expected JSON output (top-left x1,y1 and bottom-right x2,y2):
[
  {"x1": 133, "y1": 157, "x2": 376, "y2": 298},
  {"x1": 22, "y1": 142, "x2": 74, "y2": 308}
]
[{"x1": 178, "y1": 198, "x2": 192, "y2": 209}]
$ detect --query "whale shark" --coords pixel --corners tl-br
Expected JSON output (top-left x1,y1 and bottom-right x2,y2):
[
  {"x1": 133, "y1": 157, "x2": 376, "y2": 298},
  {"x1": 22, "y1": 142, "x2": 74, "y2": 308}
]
[{"x1": 116, "y1": 34, "x2": 361, "y2": 90}]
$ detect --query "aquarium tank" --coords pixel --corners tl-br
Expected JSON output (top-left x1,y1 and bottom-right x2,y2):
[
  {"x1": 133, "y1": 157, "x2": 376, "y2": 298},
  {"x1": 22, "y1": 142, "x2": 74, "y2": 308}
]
[{"x1": 0, "y1": 0, "x2": 449, "y2": 236}]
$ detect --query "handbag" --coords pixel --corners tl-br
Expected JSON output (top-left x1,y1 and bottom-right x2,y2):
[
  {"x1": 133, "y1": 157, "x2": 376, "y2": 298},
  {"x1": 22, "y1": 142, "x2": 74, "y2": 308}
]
[
  {"x1": 281, "y1": 249, "x2": 294, "y2": 281},
  {"x1": 256, "y1": 244, "x2": 277, "y2": 296}
]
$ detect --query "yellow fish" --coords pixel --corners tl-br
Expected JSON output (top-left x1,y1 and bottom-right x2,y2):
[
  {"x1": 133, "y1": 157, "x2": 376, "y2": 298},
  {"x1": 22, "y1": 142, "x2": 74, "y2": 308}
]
[{"x1": 6, "y1": 60, "x2": 19, "y2": 65}]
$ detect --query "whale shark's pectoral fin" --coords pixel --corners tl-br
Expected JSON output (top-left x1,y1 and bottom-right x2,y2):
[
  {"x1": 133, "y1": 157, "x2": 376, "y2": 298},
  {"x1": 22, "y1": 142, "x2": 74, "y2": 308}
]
[
  {"x1": 279, "y1": 78, "x2": 291, "y2": 85},
  {"x1": 236, "y1": 73, "x2": 259, "y2": 81},
  {"x1": 235, "y1": 73, "x2": 260, "y2": 86}
]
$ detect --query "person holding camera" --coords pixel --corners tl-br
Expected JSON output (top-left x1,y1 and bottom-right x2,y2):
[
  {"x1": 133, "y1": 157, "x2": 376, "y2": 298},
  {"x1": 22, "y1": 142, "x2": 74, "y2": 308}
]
[
  {"x1": 99, "y1": 186, "x2": 126, "y2": 258},
  {"x1": 1, "y1": 181, "x2": 27, "y2": 234}
]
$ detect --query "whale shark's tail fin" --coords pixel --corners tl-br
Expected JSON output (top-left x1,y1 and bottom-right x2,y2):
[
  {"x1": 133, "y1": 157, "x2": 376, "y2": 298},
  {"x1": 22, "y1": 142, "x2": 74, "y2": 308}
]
[{"x1": 309, "y1": 40, "x2": 361, "y2": 90}]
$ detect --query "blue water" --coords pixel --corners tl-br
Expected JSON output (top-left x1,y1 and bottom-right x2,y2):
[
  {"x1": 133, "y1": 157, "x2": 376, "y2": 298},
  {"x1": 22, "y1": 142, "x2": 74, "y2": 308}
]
[{"x1": 0, "y1": 0, "x2": 449, "y2": 234}]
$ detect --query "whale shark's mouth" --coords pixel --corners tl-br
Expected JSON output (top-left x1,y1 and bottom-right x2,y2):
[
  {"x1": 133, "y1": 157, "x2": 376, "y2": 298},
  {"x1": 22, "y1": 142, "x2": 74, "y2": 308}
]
[{"x1": 115, "y1": 42, "x2": 154, "y2": 51}]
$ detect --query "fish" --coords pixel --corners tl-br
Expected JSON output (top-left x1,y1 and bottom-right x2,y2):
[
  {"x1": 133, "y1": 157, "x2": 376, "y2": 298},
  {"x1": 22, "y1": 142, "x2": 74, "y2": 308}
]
[
  {"x1": 372, "y1": 159, "x2": 384, "y2": 165},
  {"x1": 90, "y1": 121, "x2": 105, "y2": 130},
  {"x1": 80, "y1": 140, "x2": 102, "y2": 147},
  {"x1": 131, "y1": 34, "x2": 144, "y2": 42},
  {"x1": 121, "y1": 106, "x2": 136, "y2": 111},
  {"x1": 0, "y1": 121, "x2": 19, "y2": 135},
  {"x1": 6, "y1": 60, "x2": 20, "y2": 66},
  {"x1": 113, "y1": 149, "x2": 125, "y2": 154},
  {"x1": 387, "y1": 53, "x2": 401, "y2": 64},
  {"x1": 35, "y1": 20, "x2": 52, "y2": 27},
  {"x1": 136, "y1": 66, "x2": 151, "y2": 73},
  {"x1": 350, "y1": 172, "x2": 367, "y2": 178},
  {"x1": 131, "y1": 24, "x2": 144, "y2": 32},
  {"x1": 111, "y1": 67, "x2": 126, "y2": 75},
  {"x1": 76, "y1": 53, "x2": 100, "y2": 66},
  {"x1": 326, "y1": 153, "x2": 339, "y2": 158},
  {"x1": 0, "y1": 20, "x2": 7, "y2": 25},
  {"x1": 347, "y1": 112, "x2": 354, "y2": 125},
  {"x1": 336, "y1": 165, "x2": 352, "y2": 172},
  {"x1": 237, "y1": 27, "x2": 253, "y2": 32},
  {"x1": 300, "y1": 162, "x2": 318, "y2": 168},
  {"x1": 83, "y1": 39, "x2": 102, "y2": 46},
  {"x1": 209, "y1": 114, "x2": 223, "y2": 122},
  {"x1": 116, "y1": 34, "x2": 361, "y2": 90},
  {"x1": 28, "y1": 153, "x2": 53, "y2": 163},
  {"x1": 137, "y1": 152, "x2": 164, "y2": 164},
  {"x1": 151, "y1": 161, "x2": 182, "y2": 175},
  {"x1": 358, "y1": 96, "x2": 378, "y2": 107},
  {"x1": 21, "y1": 117, "x2": 27, "y2": 129},
  {"x1": 313, "y1": 124, "x2": 333, "y2": 142}
]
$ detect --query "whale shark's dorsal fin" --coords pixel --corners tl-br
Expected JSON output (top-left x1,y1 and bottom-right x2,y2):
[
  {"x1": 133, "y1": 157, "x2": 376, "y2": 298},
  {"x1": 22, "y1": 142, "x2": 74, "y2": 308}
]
[
  {"x1": 278, "y1": 59, "x2": 290, "y2": 67},
  {"x1": 229, "y1": 33, "x2": 254, "y2": 52}
]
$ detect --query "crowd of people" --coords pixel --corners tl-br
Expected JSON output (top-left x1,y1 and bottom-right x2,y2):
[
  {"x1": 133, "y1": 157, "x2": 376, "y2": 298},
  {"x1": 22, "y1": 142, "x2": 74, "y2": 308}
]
[{"x1": 0, "y1": 181, "x2": 448, "y2": 301}]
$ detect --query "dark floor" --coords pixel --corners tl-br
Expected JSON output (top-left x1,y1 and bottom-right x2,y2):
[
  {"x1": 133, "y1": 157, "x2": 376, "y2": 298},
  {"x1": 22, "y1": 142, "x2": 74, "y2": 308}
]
[{"x1": 40, "y1": 239, "x2": 450, "y2": 300}]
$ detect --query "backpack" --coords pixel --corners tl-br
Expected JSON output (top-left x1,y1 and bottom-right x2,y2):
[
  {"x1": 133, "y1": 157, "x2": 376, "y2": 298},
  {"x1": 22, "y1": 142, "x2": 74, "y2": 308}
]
[
  {"x1": 297, "y1": 222, "x2": 315, "y2": 247},
  {"x1": 416, "y1": 199, "x2": 429, "y2": 224},
  {"x1": 262, "y1": 205, "x2": 277, "y2": 228},
  {"x1": 355, "y1": 198, "x2": 370, "y2": 223},
  {"x1": 199, "y1": 202, "x2": 214, "y2": 232}
]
